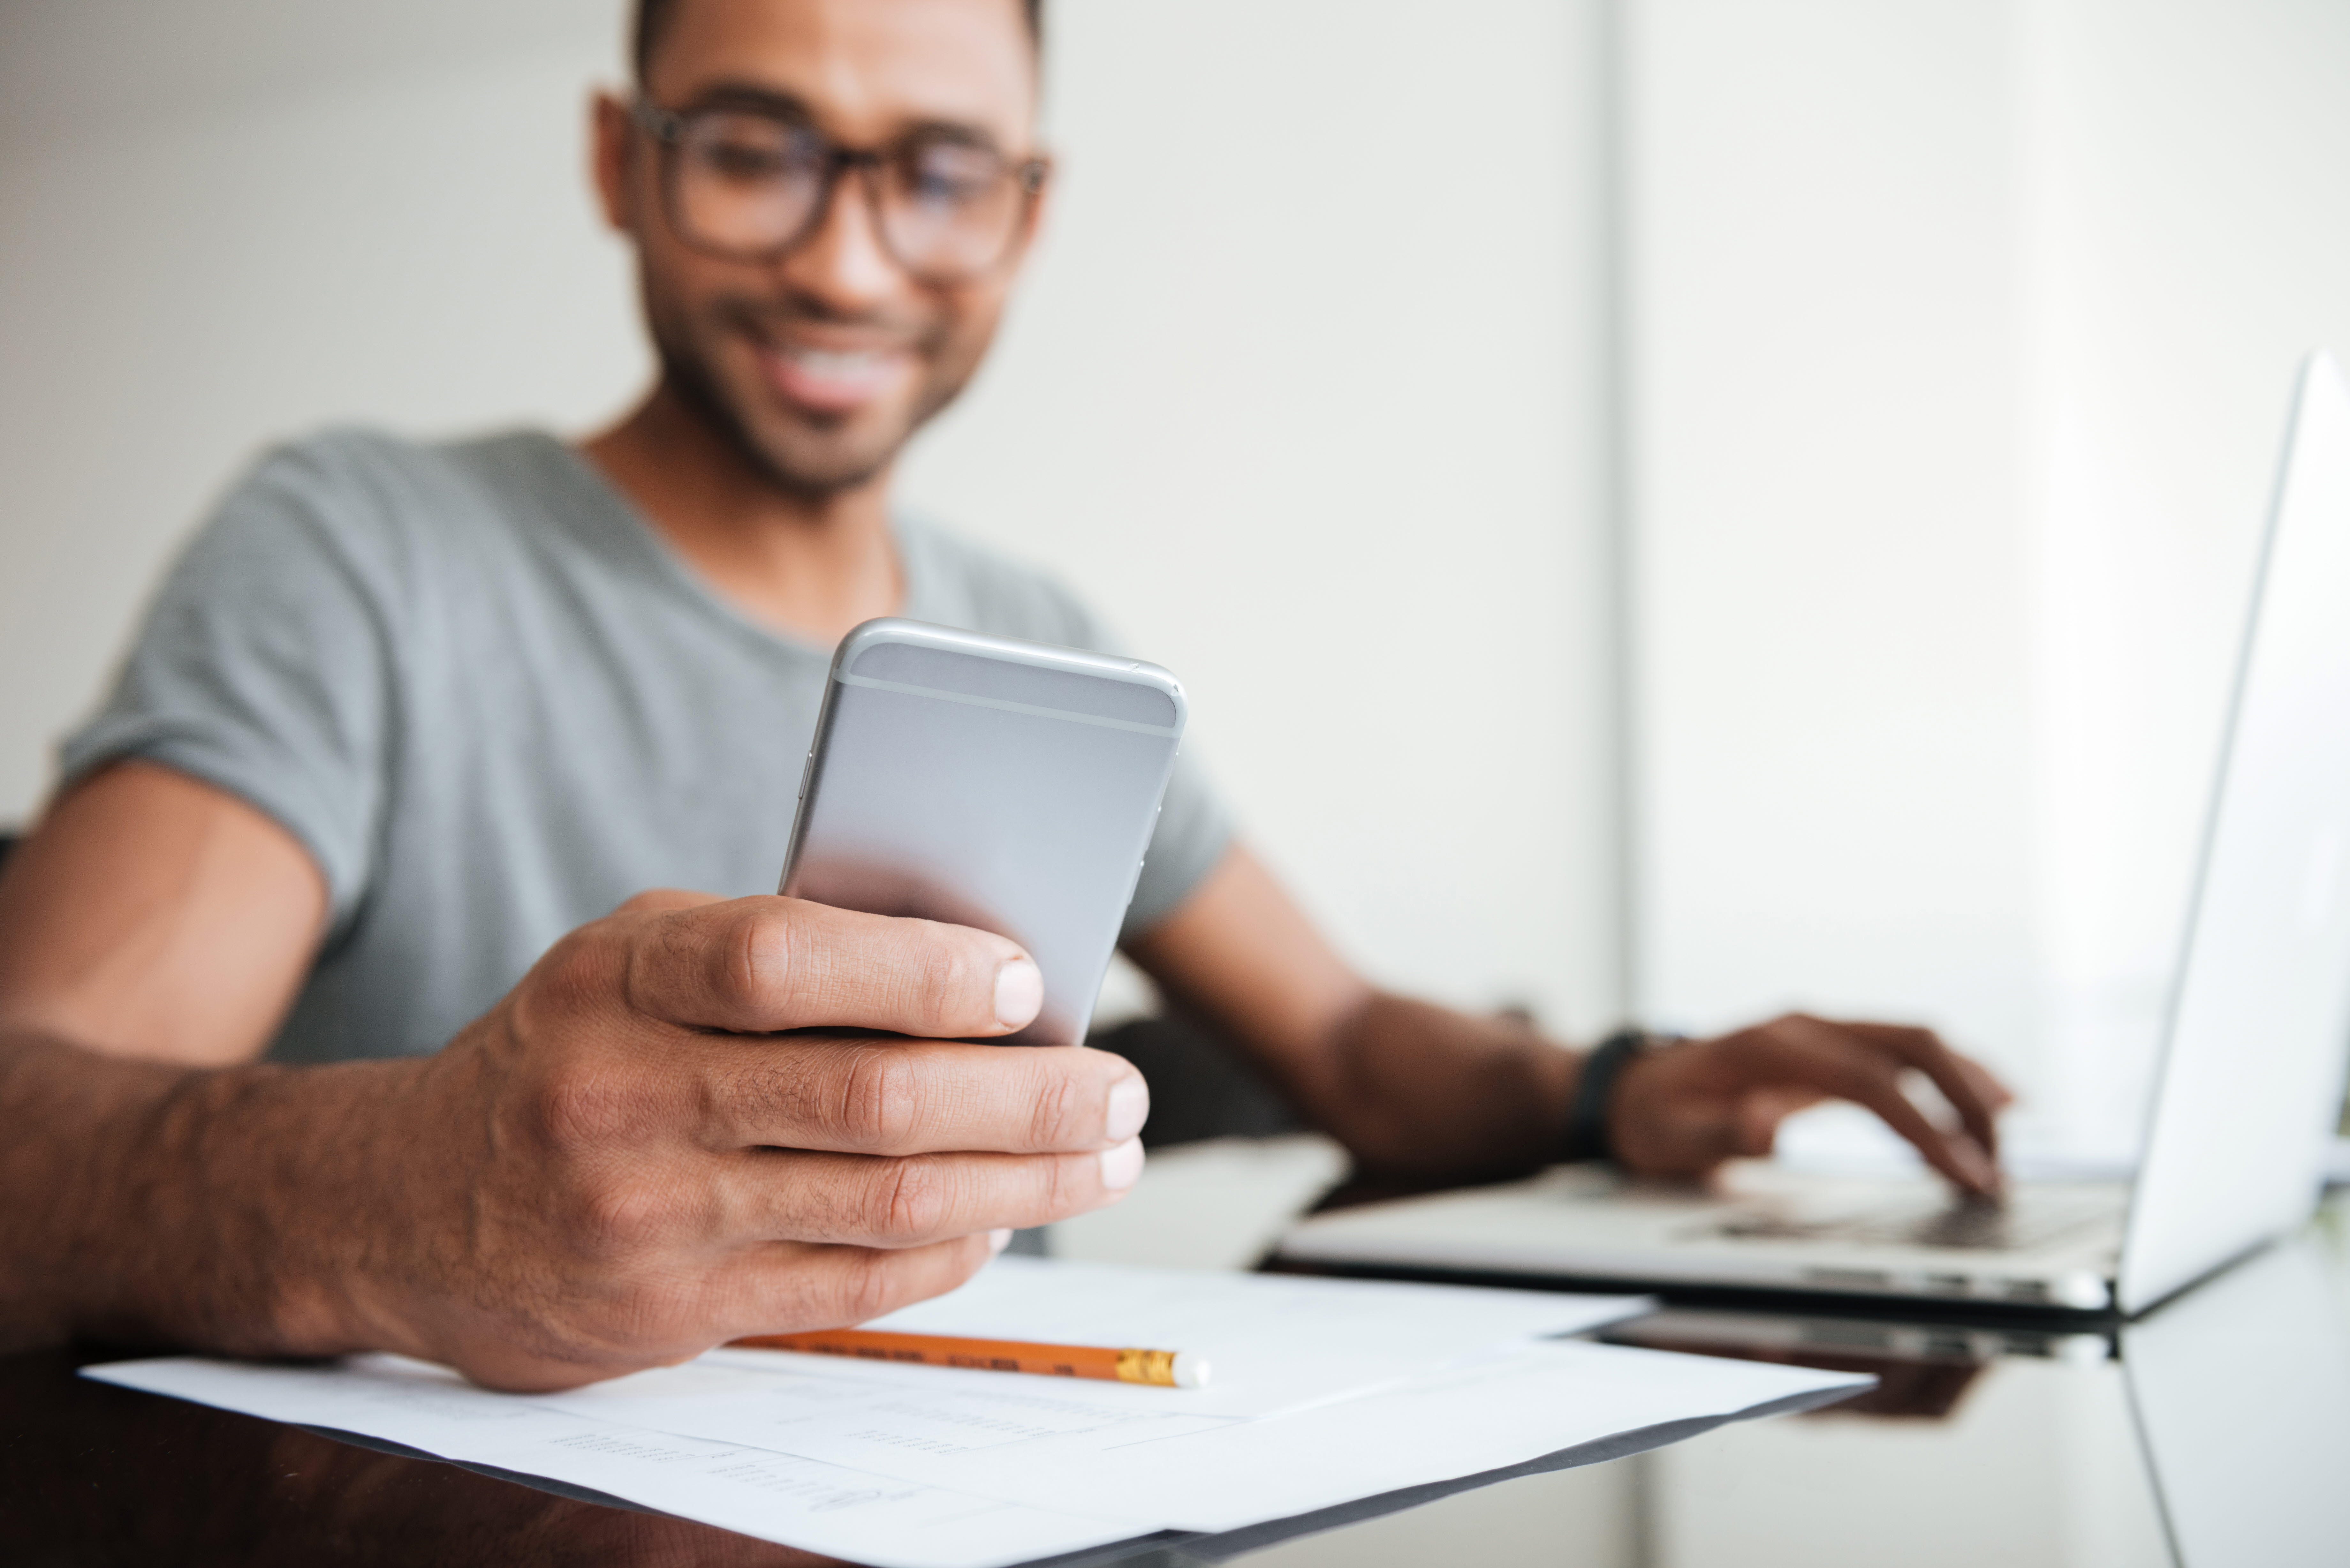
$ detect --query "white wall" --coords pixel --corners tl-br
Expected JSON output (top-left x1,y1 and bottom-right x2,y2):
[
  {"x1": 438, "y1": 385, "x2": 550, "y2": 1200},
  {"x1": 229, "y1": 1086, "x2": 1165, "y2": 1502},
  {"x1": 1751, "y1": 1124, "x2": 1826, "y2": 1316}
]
[
  {"x1": 1625, "y1": 0, "x2": 2042, "y2": 1064},
  {"x1": 0, "y1": 0, "x2": 648, "y2": 815},
  {"x1": 14, "y1": 0, "x2": 2341, "y2": 1127},
  {"x1": 902, "y1": 0, "x2": 1620, "y2": 1026},
  {"x1": 1626, "y1": 0, "x2": 2350, "y2": 1164},
  {"x1": 2022, "y1": 0, "x2": 2350, "y2": 1157},
  {"x1": 0, "y1": 1, "x2": 1624, "y2": 1034}
]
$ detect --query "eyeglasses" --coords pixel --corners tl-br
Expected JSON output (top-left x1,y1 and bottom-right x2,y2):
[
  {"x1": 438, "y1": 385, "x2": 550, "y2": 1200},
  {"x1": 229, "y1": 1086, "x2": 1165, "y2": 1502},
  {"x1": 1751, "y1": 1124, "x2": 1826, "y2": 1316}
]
[{"x1": 633, "y1": 99, "x2": 1047, "y2": 286}]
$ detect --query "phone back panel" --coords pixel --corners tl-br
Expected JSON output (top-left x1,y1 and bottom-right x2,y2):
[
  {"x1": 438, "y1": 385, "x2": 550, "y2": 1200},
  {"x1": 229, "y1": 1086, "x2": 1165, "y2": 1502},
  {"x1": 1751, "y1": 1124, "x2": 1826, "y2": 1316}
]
[{"x1": 779, "y1": 619, "x2": 1187, "y2": 1047}]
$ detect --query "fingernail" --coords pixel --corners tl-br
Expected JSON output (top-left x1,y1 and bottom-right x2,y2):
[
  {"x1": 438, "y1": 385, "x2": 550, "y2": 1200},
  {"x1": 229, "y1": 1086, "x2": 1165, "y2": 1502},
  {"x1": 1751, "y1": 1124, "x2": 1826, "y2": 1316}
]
[
  {"x1": 993, "y1": 959, "x2": 1043, "y2": 1029},
  {"x1": 1105, "y1": 1076, "x2": 1150, "y2": 1143},
  {"x1": 988, "y1": 1227, "x2": 1013, "y2": 1254},
  {"x1": 1954, "y1": 1139, "x2": 1999, "y2": 1192},
  {"x1": 1099, "y1": 1137, "x2": 1145, "y2": 1191}
]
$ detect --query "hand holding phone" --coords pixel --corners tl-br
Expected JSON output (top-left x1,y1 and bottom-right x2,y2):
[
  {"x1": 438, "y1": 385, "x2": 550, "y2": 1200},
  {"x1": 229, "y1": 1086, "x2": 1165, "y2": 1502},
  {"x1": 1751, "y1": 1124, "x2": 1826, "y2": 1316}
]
[{"x1": 780, "y1": 618, "x2": 1188, "y2": 1047}]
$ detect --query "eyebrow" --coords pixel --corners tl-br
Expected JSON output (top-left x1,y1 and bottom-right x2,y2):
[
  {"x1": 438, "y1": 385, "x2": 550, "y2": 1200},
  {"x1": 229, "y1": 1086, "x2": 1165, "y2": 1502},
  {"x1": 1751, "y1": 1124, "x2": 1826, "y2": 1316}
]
[{"x1": 672, "y1": 79, "x2": 1011, "y2": 155}]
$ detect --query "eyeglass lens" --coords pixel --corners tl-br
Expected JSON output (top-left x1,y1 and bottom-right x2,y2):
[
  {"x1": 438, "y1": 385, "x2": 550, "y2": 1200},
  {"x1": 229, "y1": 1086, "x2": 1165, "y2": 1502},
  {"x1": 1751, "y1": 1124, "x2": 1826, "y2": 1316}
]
[{"x1": 667, "y1": 111, "x2": 1029, "y2": 281}]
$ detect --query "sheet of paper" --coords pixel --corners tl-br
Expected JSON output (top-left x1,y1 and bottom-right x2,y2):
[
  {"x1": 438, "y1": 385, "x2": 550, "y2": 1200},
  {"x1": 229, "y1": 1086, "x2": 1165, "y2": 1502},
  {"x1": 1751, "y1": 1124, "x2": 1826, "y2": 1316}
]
[
  {"x1": 84, "y1": 1353, "x2": 1139, "y2": 1568},
  {"x1": 517, "y1": 1261, "x2": 1651, "y2": 1518},
  {"x1": 924, "y1": 1338, "x2": 1871, "y2": 1531},
  {"x1": 858, "y1": 1255, "x2": 1652, "y2": 1416},
  {"x1": 541, "y1": 1335, "x2": 1867, "y2": 1534},
  {"x1": 84, "y1": 1262, "x2": 1865, "y2": 1565},
  {"x1": 536, "y1": 1348, "x2": 1237, "y2": 1509}
]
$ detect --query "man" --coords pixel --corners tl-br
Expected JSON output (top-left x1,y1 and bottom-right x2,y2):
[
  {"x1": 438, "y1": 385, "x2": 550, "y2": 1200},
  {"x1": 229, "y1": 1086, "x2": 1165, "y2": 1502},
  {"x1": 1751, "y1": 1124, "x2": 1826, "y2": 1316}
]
[{"x1": 0, "y1": 0, "x2": 2005, "y2": 1392}]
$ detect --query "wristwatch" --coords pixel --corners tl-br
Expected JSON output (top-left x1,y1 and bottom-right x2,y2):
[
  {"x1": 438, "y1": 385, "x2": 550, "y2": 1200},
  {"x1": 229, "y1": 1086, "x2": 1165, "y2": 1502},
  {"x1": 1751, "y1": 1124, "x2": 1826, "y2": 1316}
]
[{"x1": 1561, "y1": 1027, "x2": 1652, "y2": 1165}]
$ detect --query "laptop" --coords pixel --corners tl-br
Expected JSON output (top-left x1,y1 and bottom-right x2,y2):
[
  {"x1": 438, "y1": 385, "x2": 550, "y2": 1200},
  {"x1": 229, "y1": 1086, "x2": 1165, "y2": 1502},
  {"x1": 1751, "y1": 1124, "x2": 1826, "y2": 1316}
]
[{"x1": 1281, "y1": 352, "x2": 2350, "y2": 1318}]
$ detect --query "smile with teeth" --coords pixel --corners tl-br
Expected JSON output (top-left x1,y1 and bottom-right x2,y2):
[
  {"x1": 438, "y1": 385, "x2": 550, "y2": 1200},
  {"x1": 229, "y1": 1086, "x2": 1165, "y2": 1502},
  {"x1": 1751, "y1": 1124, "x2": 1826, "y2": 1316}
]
[
  {"x1": 787, "y1": 347, "x2": 885, "y2": 378},
  {"x1": 756, "y1": 338, "x2": 916, "y2": 412}
]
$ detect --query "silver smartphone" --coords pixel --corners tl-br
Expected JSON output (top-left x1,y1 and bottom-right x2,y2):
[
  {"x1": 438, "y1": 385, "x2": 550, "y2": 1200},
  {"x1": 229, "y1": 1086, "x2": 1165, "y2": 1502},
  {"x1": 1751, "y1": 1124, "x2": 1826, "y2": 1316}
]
[{"x1": 778, "y1": 617, "x2": 1189, "y2": 1047}]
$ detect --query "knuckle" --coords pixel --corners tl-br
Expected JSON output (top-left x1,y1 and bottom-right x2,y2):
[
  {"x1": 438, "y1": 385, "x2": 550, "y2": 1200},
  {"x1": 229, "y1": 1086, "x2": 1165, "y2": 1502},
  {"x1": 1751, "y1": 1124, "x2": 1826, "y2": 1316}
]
[
  {"x1": 720, "y1": 916, "x2": 762, "y2": 1012},
  {"x1": 876, "y1": 1157, "x2": 952, "y2": 1241},
  {"x1": 1856, "y1": 1063, "x2": 1901, "y2": 1096},
  {"x1": 907, "y1": 925, "x2": 983, "y2": 1032},
  {"x1": 527, "y1": 926, "x2": 626, "y2": 1028},
  {"x1": 536, "y1": 1063, "x2": 641, "y2": 1150},
  {"x1": 833, "y1": 1251, "x2": 909, "y2": 1326},
  {"x1": 1040, "y1": 1151, "x2": 1083, "y2": 1214},
  {"x1": 834, "y1": 1047, "x2": 921, "y2": 1148},
  {"x1": 574, "y1": 1174, "x2": 670, "y2": 1258},
  {"x1": 1909, "y1": 1033, "x2": 1958, "y2": 1065},
  {"x1": 1027, "y1": 1068, "x2": 1087, "y2": 1150},
  {"x1": 624, "y1": 916, "x2": 696, "y2": 1020},
  {"x1": 723, "y1": 906, "x2": 786, "y2": 1016}
]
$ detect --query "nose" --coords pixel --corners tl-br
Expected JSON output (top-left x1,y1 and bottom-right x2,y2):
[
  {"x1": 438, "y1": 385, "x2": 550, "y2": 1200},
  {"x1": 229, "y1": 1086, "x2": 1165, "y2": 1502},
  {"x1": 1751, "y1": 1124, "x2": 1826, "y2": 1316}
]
[{"x1": 776, "y1": 162, "x2": 907, "y2": 312}]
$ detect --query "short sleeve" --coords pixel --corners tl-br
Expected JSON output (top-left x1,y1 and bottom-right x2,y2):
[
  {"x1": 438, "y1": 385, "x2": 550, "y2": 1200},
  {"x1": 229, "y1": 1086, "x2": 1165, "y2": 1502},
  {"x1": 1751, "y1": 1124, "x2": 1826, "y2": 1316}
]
[
  {"x1": 1015, "y1": 574, "x2": 1235, "y2": 938},
  {"x1": 886, "y1": 513, "x2": 1239, "y2": 938},
  {"x1": 58, "y1": 440, "x2": 399, "y2": 932},
  {"x1": 1121, "y1": 742, "x2": 1235, "y2": 939}
]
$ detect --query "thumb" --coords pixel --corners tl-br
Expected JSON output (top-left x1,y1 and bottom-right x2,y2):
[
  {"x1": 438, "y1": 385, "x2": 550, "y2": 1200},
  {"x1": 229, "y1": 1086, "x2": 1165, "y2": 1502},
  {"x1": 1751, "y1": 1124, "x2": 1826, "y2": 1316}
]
[
  {"x1": 615, "y1": 887, "x2": 728, "y2": 915},
  {"x1": 1616, "y1": 1095, "x2": 1745, "y2": 1177},
  {"x1": 1735, "y1": 1085, "x2": 1825, "y2": 1158}
]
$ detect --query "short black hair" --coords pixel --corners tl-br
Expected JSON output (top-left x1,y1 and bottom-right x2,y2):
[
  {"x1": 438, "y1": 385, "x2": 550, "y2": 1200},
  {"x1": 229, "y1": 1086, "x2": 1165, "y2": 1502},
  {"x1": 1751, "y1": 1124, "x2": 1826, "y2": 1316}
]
[{"x1": 634, "y1": 0, "x2": 1044, "y2": 84}]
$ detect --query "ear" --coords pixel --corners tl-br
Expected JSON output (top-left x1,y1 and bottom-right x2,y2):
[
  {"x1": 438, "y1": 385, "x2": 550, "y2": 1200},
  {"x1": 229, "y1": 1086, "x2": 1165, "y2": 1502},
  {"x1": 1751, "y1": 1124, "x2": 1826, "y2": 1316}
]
[
  {"x1": 1002, "y1": 154, "x2": 1055, "y2": 275},
  {"x1": 590, "y1": 90, "x2": 639, "y2": 236}
]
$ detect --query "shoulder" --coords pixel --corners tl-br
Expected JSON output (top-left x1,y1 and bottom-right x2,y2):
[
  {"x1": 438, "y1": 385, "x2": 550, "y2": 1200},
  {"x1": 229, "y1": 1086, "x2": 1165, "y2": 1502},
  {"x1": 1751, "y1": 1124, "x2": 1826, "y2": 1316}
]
[
  {"x1": 229, "y1": 425, "x2": 495, "y2": 510},
  {"x1": 226, "y1": 426, "x2": 558, "y2": 529},
  {"x1": 189, "y1": 426, "x2": 564, "y2": 593},
  {"x1": 896, "y1": 513, "x2": 1117, "y2": 653}
]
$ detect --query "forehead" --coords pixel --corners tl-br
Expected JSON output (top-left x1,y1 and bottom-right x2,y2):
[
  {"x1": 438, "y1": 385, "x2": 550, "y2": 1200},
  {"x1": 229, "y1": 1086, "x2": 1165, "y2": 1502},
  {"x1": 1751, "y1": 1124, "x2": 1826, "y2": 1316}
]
[{"x1": 648, "y1": 0, "x2": 1037, "y2": 144}]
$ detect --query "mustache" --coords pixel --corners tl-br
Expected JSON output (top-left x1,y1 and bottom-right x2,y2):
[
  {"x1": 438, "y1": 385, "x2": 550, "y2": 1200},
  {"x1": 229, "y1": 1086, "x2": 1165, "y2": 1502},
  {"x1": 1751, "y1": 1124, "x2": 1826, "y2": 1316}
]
[{"x1": 709, "y1": 292, "x2": 940, "y2": 349}]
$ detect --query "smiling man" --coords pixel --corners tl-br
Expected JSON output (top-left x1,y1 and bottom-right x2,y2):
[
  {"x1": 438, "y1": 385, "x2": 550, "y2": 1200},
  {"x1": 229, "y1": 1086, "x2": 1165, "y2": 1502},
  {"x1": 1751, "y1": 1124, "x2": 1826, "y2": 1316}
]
[{"x1": 0, "y1": 0, "x2": 2007, "y2": 1389}]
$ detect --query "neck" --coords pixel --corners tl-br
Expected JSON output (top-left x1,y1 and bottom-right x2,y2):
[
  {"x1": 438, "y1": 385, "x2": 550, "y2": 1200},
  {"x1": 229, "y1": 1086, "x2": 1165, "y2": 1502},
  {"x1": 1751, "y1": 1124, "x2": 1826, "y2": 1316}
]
[{"x1": 580, "y1": 385, "x2": 901, "y2": 648}]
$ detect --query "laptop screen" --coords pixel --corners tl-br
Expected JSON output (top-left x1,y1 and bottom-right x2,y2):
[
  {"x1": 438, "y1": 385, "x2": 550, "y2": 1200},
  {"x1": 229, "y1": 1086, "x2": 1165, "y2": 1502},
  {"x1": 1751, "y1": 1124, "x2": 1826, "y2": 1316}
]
[{"x1": 2120, "y1": 351, "x2": 2350, "y2": 1314}]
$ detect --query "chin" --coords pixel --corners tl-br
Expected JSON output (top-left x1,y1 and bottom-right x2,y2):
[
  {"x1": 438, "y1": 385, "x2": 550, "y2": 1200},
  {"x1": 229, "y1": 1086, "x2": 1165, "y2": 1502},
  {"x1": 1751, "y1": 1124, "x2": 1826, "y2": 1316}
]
[{"x1": 747, "y1": 426, "x2": 907, "y2": 498}]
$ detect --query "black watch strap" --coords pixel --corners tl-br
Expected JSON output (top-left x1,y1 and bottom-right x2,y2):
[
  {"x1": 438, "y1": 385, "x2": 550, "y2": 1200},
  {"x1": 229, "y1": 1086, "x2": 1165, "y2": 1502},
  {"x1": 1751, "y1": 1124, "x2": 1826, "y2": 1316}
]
[{"x1": 1563, "y1": 1027, "x2": 1649, "y2": 1165}]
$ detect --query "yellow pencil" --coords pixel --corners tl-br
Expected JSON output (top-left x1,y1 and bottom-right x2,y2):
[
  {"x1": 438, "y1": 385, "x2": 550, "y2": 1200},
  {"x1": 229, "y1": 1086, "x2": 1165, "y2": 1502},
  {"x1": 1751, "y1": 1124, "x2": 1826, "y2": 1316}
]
[{"x1": 729, "y1": 1328, "x2": 1210, "y2": 1388}]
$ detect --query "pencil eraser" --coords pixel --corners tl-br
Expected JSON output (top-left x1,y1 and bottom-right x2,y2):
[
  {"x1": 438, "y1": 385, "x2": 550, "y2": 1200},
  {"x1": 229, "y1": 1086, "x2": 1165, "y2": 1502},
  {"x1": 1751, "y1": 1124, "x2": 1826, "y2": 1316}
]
[{"x1": 1171, "y1": 1352, "x2": 1210, "y2": 1389}]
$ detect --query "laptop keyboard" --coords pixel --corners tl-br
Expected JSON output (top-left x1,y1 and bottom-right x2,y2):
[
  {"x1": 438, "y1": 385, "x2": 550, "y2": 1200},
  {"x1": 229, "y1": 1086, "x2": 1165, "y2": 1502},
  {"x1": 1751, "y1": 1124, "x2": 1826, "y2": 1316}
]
[{"x1": 1706, "y1": 1192, "x2": 2119, "y2": 1254}]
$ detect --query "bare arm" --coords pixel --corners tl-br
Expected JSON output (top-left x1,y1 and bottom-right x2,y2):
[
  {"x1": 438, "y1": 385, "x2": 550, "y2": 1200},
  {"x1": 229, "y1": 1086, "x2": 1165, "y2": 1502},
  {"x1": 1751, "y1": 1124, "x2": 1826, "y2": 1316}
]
[
  {"x1": 0, "y1": 766, "x2": 1150, "y2": 1381},
  {"x1": 0, "y1": 762, "x2": 326, "y2": 1065},
  {"x1": 1126, "y1": 843, "x2": 2009, "y2": 1190},
  {"x1": 0, "y1": 762, "x2": 356, "y2": 1348},
  {"x1": 1123, "y1": 844, "x2": 1575, "y2": 1177}
]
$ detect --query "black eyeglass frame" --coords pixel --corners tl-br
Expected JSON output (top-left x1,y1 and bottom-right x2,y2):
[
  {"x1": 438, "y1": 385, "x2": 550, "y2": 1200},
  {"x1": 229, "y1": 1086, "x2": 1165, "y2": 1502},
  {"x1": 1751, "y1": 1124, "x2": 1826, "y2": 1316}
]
[{"x1": 631, "y1": 99, "x2": 1050, "y2": 284}]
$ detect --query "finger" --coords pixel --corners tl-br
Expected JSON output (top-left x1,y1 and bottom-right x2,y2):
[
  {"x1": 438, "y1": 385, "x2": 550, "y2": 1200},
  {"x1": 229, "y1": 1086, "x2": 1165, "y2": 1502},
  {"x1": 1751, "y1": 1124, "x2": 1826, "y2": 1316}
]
[
  {"x1": 1734, "y1": 1085, "x2": 1827, "y2": 1158},
  {"x1": 719, "y1": 1231, "x2": 1003, "y2": 1340},
  {"x1": 720, "y1": 1140, "x2": 1147, "y2": 1249},
  {"x1": 621, "y1": 895, "x2": 1044, "y2": 1038},
  {"x1": 692, "y1": 1037, "x2": 1150, "y2": 1156},
  {"x1": 1831, "y1": 1020, "x2": 2006, "y2": 1158},
  {"x1": 615, "y1": 887, "x2": 730, "y2": 915},
  {"x1": 1609, "y1": 1050, "x2": 1747, "y2": 1176},
  {"x1": 1736, "y1": 1019, "x2": 1999, "y2": 1193},
  {"x1": 1629, "y1": 1103, "x2": 1743, "y2": 1175},
  {"x1": 1956, "y1": 1052, "x2": 2017, "y2": 1112}
]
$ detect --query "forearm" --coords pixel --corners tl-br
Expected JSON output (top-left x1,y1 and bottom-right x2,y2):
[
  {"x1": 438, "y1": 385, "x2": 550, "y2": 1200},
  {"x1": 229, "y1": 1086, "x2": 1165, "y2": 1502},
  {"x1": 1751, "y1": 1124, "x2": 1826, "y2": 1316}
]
[
  {"x1": 1281, "y1": 992, "x2": 1578, "y2": 1179},
  {"x1": 1125, "y1": 847, "x2": 1582, "y2": 1179},
  {"x1": 0, "y1": 1033, "x2": 397, "y2": 1357}
]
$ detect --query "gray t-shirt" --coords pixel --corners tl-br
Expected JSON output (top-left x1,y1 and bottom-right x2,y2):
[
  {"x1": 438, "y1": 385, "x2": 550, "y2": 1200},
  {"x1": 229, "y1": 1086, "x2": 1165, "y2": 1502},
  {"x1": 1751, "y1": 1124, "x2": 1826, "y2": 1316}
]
[{"x1": 62, "y1": 429, "x2": 1231, "y2": 1064}]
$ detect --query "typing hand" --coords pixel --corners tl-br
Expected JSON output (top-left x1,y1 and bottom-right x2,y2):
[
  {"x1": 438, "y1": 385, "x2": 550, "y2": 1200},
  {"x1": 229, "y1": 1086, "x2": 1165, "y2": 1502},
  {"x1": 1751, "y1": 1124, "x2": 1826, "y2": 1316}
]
[
  {"x1": 332, "y1": 891, "x2": 1148, "y2": 1391},
  {"x1": 1606, "y1": 1015, "x2": 2012, "y2": 1194}
]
